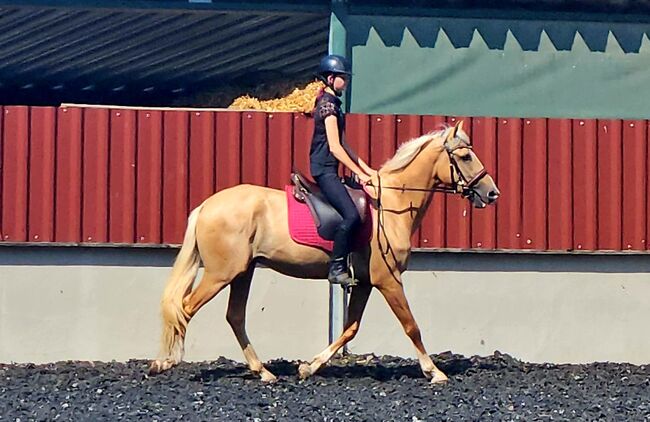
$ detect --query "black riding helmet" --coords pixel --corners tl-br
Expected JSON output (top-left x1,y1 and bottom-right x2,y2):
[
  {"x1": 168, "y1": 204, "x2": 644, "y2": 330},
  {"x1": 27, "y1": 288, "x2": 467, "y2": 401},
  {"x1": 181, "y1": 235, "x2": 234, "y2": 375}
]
[{"x1": 317, "y1": 54, "x2": 352, "y2": 82}]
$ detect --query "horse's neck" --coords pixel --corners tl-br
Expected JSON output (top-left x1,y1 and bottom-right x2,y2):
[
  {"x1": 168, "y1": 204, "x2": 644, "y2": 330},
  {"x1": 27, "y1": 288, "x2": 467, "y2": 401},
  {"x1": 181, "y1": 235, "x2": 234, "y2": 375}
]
[{"x1": 380, "y1": 141, "x2": 442, "y2": 233}]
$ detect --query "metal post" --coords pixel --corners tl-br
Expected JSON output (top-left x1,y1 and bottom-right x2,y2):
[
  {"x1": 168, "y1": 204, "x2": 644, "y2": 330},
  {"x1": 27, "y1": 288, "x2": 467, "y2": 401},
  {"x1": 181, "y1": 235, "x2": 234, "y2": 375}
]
[
  {"x1": 327, "y1": 0, "x2": 350, "y2": 352},
  {"x1": 328, "y1": 285, "x2": 348, "y2": 346}
]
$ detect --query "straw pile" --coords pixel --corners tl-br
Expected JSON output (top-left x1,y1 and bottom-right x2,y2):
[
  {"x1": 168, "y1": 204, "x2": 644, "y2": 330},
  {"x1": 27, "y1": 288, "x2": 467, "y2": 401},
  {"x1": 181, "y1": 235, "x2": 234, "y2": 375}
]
[{"x1": 227, "y1": 80, "x2": 324, "y2": 113}]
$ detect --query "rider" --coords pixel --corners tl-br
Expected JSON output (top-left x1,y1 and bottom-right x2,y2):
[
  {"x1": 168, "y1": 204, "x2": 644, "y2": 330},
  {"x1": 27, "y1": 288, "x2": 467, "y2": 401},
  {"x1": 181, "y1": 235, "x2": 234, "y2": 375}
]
[{"x1": 310, "y1": 54, "x2": 377, "y2": 287}]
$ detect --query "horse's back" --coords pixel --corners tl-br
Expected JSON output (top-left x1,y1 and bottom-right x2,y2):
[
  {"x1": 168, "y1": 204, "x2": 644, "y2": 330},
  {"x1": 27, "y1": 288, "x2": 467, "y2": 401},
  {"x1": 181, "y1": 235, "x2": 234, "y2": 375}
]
[
  {"x1": 203, "y1": 184, "x2": 282, "y2": 208},
  {"x1": 196, "y1": 184, "x2": 285, "y2": 228}
]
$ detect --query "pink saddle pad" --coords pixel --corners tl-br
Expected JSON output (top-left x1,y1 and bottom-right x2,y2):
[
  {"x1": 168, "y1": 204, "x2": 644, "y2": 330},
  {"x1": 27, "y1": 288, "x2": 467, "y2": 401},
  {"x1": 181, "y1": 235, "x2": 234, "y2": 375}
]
[{"x1": 285, "y1": 185, "x2": 372, "y2": 253}]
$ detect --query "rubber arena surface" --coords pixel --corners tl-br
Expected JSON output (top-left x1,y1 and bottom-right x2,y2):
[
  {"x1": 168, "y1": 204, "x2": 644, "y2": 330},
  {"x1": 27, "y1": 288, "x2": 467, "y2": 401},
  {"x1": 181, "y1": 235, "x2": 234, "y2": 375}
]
[{"x1": 1, "y1": 352, "x2": 648, "y2": 421}]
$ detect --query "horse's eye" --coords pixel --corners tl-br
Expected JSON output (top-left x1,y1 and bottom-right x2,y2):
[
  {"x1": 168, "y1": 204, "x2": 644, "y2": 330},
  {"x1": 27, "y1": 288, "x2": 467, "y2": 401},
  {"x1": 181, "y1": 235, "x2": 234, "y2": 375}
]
[{"x1": 460, "y1": 154, "x2": 472, "y2": 162}]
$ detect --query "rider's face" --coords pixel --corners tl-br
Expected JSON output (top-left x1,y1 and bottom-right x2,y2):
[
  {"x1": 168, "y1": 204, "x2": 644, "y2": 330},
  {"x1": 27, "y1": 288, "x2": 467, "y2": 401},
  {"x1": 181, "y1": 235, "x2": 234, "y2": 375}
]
[{"x1": 328, "y1": 74, "x2": 349, "y2": 92}]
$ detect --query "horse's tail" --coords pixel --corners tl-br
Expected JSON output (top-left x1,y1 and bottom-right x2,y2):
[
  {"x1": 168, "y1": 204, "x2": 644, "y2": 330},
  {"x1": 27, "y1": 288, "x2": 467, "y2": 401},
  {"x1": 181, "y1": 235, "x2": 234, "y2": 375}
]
[{"x1": 158, "y1": 203, "x2": 204, "y2": 364}]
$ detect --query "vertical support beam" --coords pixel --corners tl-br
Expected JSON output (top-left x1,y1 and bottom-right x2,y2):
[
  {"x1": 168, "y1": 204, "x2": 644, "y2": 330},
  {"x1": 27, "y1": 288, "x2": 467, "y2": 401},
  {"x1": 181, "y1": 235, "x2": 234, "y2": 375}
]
[
  {"x1": 328, "y1": 0, "x2": 349, "y2": 349},
  {"x1": 330, "y1": 0, "x2": 349, "y2": 112}
]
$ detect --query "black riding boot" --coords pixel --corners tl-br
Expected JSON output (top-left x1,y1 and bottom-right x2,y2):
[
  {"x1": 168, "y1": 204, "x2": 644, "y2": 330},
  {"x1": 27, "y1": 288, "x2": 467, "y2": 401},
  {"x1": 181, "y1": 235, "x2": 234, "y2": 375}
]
[{"x1": 328, "y1": 256, "x2": 357, "y2": 287}]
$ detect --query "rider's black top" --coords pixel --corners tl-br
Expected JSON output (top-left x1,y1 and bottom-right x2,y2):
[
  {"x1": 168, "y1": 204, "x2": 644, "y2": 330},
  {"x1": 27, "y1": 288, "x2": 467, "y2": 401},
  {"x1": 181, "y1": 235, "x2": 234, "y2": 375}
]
[{"x1": 310, "y1": 91, "x2": 345, "y2": 177}]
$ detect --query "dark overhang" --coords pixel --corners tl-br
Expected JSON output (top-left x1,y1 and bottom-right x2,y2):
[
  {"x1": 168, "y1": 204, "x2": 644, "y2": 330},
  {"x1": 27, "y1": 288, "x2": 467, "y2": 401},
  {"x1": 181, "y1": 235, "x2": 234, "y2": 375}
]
[
  {"x1": 0, "y1": 1, "x2": 329, "y2": 105},
  {"x1": 2, "y1": 0, "x2": 649, "y2": 106}
]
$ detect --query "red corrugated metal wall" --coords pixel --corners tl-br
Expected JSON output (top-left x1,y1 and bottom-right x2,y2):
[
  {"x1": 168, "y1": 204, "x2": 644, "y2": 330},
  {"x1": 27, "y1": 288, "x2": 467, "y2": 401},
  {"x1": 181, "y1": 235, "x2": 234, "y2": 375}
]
[{"x1": 1, "y1": 106, "x2": 648, "y2": 252}]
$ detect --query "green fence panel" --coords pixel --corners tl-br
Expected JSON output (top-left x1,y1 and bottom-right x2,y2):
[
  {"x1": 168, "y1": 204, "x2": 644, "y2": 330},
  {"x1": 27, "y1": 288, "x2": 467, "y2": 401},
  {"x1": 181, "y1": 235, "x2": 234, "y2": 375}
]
[{"x1": 346, "y1": 14, "x2": 650, "y2": 119}]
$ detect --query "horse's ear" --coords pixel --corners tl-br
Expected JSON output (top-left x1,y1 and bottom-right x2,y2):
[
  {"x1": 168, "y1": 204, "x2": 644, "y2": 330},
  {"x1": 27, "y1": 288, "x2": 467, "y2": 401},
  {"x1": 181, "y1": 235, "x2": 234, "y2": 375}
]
[
  {"x1": 448, "y1": 121, "x2": 459, "y2": 140},
  {"x1": 456, "y1": 120, "x2": 464, "y2": 133}
]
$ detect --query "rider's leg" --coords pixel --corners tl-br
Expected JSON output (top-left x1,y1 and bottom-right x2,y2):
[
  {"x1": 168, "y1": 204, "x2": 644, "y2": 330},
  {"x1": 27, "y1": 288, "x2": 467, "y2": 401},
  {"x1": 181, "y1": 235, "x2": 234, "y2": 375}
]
[{"x1": 314, "y1": 173, "x2": 361, "y2": 286}]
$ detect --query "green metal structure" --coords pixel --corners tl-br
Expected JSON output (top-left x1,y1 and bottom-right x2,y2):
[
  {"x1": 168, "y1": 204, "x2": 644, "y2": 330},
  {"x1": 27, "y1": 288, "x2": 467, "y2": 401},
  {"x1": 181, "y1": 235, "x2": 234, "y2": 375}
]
[{"x1": 331, "y1": 4, "x2": 650, "y2": 119}]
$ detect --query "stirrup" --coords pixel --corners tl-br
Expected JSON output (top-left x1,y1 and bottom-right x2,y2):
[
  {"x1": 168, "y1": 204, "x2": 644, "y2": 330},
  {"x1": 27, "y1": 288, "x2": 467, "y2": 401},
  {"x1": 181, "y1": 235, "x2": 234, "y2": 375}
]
[
  {"x1": 328, "y1": 257, "x2": 358, "y2": 288},
  {"x1": 328, "y1": 272, "x2": 358, "y2": 288}
]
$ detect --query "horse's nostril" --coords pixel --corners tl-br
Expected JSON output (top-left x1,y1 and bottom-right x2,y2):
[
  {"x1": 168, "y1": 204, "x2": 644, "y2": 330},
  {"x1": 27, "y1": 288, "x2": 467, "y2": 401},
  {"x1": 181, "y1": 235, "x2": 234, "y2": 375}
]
[{"x1": 487, "y1": 190, "x2": 499, "y2": 201}]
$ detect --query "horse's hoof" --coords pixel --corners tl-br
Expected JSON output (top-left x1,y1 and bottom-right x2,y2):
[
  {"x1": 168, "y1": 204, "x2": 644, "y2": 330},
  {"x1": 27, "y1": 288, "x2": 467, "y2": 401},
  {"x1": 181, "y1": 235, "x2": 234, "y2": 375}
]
[
  {"x1": 148, "y1": 359, "x2": 175, "y2": 376},
  {"x1": 429, "y1": 371, "x2": 449, "y2": 384},
  {"x1": 260, "y1": 369, "x2": 278, "y2": 383},
  {"x1": 298, "y1": 362, "x2": 313, "y2": 380},
  {"x1": 148, "y1": 360, "x2": 163, "y2": 376}
]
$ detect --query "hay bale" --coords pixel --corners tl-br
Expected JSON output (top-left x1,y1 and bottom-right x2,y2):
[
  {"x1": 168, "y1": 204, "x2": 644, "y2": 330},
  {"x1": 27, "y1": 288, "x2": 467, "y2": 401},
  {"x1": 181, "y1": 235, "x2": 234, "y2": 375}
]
[{"x1": 228, "y1": 81, "x2": 324, "y2": 113}]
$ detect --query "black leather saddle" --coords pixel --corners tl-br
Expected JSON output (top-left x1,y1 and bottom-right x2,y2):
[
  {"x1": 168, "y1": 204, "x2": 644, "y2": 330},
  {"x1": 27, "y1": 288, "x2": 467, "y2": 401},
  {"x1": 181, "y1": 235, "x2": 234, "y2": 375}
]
[{"x1": 290, "y1": 171, "x2": 368, "y2": 241}]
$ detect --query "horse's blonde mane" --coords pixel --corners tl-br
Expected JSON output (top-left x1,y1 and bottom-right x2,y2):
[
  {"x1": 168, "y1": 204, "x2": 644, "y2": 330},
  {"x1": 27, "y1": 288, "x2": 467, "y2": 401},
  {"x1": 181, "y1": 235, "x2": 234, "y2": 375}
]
[{"x1": 380, "y1": 126, "x2": 448, "y2": 173}]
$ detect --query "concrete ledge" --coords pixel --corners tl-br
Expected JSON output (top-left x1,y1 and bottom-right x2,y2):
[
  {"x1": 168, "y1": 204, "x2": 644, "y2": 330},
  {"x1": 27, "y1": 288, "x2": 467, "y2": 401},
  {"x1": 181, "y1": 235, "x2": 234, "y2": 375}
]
[
  {"x1": 0, "y1": 264, "x2": 329, "y2": 363},
  {"x1": 1, "y1": 247, "x2": 649, "y2": 364},
  {"x1": 351, "y1": 269, "x2": 650, "y2": 365}
]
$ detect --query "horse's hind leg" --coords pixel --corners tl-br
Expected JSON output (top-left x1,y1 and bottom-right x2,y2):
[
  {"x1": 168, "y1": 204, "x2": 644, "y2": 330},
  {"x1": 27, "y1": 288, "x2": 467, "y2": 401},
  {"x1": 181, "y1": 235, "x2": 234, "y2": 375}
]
[
  {"x1": 226, "y1": 265, "x2": 277, "y2": 383},
  {"x1": 182, "y1": 234, "x2": 253, "y2": 319},
  {"x1": 181, "y1": 271, "x2": 231, "y2": 320},
  {"x1": 178, "y1": 259, "x2": 252, "y2": 359},
  {"x1": 150, "y1": 268, "x2": 234, "y2": 375},
  {"x1": 298, "y1": 282, "x2": 373, "y2": 379}
]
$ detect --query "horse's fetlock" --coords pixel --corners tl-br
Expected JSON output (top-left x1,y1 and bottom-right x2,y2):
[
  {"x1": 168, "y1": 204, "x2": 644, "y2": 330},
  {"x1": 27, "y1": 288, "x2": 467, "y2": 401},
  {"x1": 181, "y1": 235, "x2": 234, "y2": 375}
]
[{"x1": 249, "y1": 363, "x2": 264, "y2": 374}]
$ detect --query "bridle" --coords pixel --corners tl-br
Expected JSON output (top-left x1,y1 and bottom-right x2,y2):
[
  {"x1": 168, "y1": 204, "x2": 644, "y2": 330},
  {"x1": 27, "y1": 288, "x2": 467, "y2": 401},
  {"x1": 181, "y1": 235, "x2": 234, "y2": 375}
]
[{"x1": 443, "y1": 139, "x2": 488, "y2": 197}]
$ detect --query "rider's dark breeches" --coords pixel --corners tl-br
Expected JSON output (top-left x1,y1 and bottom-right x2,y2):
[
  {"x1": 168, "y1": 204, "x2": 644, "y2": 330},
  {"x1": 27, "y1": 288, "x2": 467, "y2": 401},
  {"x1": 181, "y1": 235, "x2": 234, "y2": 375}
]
[{"x1": 314, "y1": 173, "x2": 361, "y2": 260}]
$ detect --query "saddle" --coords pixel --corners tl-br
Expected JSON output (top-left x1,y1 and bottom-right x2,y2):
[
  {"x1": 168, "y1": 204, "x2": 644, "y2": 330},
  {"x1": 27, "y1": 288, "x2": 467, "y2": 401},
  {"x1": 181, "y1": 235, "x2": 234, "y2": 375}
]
[{"x1": 290, "y1": 171, "x2": 368, "y2": 241}]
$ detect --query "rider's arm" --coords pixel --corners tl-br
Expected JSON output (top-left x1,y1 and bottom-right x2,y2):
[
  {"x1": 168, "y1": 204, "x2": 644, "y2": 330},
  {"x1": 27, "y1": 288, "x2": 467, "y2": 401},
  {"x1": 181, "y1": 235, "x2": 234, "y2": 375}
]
[{"x1": 342, "y1": 142, "x2": 375, "y2": 175}]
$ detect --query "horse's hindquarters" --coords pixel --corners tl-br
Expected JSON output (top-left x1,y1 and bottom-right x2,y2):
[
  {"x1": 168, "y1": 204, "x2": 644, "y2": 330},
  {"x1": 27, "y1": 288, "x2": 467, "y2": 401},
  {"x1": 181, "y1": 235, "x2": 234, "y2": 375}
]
[{"x1": 196, "y1": 185, "x2": 331, "y2": 279}]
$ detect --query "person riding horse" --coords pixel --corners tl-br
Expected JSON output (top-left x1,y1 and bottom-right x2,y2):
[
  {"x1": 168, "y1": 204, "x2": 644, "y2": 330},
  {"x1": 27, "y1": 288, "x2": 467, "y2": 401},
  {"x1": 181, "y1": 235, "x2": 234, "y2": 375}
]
[
  {"x1": 310, "y1": 54, "x2": 378, "y2": 287},
  {"x1": 149, "y1": 55, "x2": 500, "y2": 384}
]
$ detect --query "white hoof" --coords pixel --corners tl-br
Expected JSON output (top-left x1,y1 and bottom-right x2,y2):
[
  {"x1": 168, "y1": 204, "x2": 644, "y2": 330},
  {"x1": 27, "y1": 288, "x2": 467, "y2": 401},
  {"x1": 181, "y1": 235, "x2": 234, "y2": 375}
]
[
  {"x1": 260, "y1": 369, "x2": 278, "y2": 383},
  {"x1": 148, "y1": 358, "x2": 177, "y2": 375},
  {"x1": 429, "y1": 371, "x2": 449, "y2": 384},
  {"x1": 298, "y1": 362, "x2": 313, "y2": 380}
]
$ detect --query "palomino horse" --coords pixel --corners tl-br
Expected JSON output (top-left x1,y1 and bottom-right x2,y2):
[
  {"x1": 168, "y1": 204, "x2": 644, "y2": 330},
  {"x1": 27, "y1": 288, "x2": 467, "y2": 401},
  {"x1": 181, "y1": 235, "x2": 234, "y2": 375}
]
[{"x1": 149, "y1": 120, "x2": 499, "y2": 384}]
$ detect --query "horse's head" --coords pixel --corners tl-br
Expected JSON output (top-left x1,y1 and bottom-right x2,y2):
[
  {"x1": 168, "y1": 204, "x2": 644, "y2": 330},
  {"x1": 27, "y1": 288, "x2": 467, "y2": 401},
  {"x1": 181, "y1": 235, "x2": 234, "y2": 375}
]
[{"x1": 434, "y1": 121, "x2": 500, "y2": 208}]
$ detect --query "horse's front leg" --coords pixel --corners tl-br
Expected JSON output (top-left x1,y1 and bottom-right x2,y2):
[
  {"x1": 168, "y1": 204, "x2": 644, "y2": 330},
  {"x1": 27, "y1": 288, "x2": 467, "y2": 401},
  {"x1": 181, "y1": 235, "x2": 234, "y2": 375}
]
[
  {"x1": 377, "y1": 280, "x2": 448, "y2": 384},
  {"x1": 298, "y1": 282, "x2": 372, "y2": 379}
]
